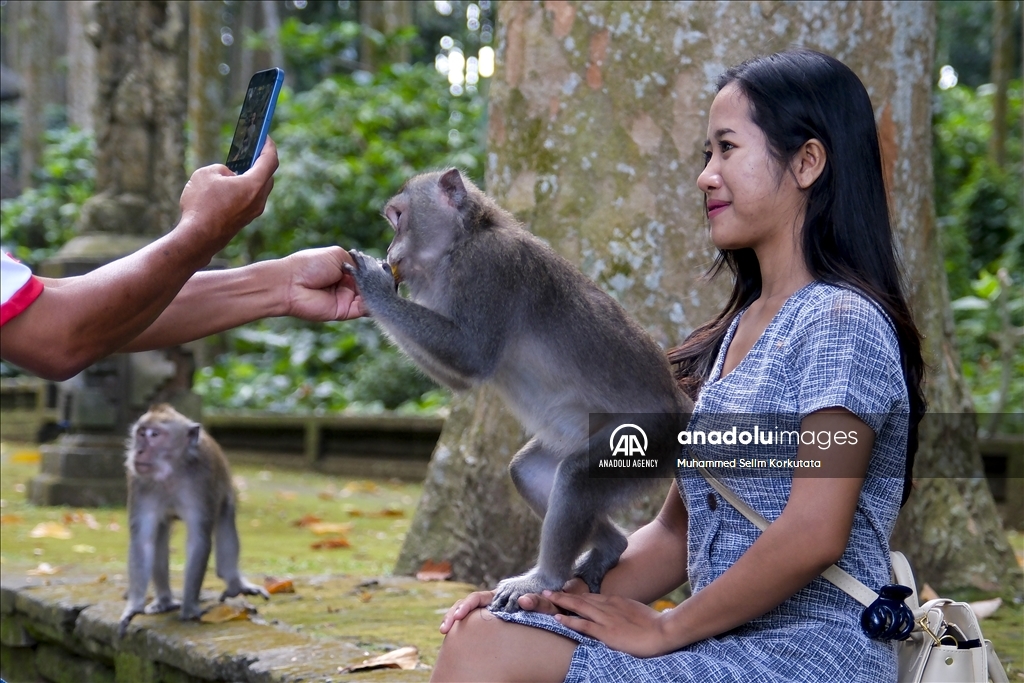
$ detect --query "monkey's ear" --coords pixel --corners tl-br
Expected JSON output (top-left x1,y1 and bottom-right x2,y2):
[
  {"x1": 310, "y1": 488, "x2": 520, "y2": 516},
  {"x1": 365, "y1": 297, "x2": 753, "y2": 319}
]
[
  {"x1": 187, "y1": 424, "x2": 202, "y2": 452},
  {"x1": 438, "y1": 168, "x2": 467, "y2": 208}
]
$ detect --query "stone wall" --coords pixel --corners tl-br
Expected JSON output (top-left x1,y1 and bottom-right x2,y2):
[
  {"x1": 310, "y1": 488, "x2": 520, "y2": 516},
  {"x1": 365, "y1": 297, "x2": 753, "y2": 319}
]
[{"x1": 0, "y1": 578, "x2": 385, "y2": 682}]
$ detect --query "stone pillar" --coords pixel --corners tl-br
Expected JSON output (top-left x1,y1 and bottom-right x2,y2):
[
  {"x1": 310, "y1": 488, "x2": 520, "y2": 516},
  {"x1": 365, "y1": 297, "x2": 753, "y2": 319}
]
[{"x1": 30, "y1": 1, "x2": 195, "y2": 508}]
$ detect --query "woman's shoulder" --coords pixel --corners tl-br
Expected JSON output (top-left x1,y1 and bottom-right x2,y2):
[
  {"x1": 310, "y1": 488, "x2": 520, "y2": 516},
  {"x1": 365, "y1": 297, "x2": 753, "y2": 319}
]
[{"x1": 788, "y1": 281, "x2": 899, "y2": 346}]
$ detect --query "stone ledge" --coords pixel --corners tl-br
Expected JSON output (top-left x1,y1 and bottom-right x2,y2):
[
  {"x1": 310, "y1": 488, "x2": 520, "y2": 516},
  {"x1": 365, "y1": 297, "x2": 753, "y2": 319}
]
[{"x1": 0, "y1": 577, "x2": 408, "y2": 682}]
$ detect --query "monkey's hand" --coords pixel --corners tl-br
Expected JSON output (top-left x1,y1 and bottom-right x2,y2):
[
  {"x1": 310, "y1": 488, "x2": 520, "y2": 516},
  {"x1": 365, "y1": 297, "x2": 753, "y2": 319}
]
[
  {"x1": 489, "y1": 569, "x2": 567, "y2": 614},
  {"x1": 220, "y1": 578, "x2": 270, "y2": 602},
  {"x1": 343, "y1": 249, "x2": 398, "y2": 309}
]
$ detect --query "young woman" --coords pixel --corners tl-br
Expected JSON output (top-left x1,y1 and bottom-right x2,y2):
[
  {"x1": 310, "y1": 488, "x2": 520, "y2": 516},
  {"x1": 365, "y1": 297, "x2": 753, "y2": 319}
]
[{"x1": 431, "y1": 49, "x2": 925, "y2": 683}]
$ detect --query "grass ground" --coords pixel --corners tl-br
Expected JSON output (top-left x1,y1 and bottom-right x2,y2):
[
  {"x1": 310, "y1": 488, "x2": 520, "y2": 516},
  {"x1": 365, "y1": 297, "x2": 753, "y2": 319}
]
[
  {"x1": 1, "y1": 441, "x2": 1022, "y2": 677},
  {"x1": 0, "y1": 440, "x2": 466, "y2": 673}
]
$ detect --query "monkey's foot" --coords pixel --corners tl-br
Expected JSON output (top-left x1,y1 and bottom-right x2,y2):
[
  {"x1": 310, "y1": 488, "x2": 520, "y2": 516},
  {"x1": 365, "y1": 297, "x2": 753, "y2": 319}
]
[
  {"x1": 179, "y1": 603, "x2": 205, "y2": 621},
  {"x1": 118, "y1": 605, "x2": 144, "y2": 638},
  {"x1": 220, "y1": 578, "x2": 270, "y2": 601},
  {"x1": 573, "y1": 548, "x2": 620, "y2": 594},
  {"x1": 142, "y1": 596, "x2": 181, "y2": 615},
  {"x1": 489, "y1": 570, "x2": 565, "y2": 614}
]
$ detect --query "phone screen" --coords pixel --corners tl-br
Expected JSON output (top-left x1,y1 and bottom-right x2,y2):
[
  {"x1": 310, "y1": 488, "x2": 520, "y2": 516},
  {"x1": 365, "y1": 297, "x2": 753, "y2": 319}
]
[{"x1": 225, "y1": 68, "x2": 285, "y2": 174}]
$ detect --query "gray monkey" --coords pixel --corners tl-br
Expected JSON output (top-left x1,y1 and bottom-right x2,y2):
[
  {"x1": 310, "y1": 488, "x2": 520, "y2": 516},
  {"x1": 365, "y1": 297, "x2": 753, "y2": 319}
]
[
  {"x1": 119, "y1": 404, "x2": 268, "y2": 636},
  {"x1": 345, "y1": 169, "x2": 690, "y2": 613}
]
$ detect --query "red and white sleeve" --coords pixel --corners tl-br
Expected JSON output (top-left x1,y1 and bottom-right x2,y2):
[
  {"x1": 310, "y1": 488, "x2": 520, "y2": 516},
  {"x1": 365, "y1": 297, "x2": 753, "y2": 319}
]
[{"x1": 1, "y1": 251, "x2": 44, "y2": 326}]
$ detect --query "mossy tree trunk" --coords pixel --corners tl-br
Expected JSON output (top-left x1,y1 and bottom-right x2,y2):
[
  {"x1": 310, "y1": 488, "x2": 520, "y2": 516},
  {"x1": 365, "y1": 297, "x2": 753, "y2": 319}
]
[{"x1": 396, "y1": 0, "x2": 1016, "y2": 592}]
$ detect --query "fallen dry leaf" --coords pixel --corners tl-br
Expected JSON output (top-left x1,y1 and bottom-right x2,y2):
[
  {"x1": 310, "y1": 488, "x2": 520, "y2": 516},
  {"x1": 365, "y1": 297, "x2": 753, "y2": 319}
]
[
  {"x1": 348, "y1": 508, "x2": 405, "y2": 519},
  {"x1": 72, "y1": 544, "x2": 96, "y2": 554},
  {"x1": 343, "y1": 480, "x2": 379, "y2": 494},
  {"x1": 311, "y1": 537, "x2": 351, "y2": 550},
  {"x1": 307, "y1": 522, "x2": 353, "y2": 536},
  {"x1": 0, "y1": 514, "x2": 24, "y2": 525},
  {"x1": 317, "y1": 490, "x2": 336, "y2": 501},
  {"x1": 63, "y1": 511, "x2": 100, "y2": 529},
  {"x1": 275, "y1": 491, "x2": 298, "y2": 501},
  {"x1": 200, "y1": 603, "x2": 250, "y2": 623},
  {"x1": 30, "y1": 522, "x2": 73, "y2": 539},
  {"x1": 340, "y1": 646, "x2": 419, "y2": 673},
  {"x1": 416, "y1": 559, "x2": 452, "y2": 582},
  {"x1": 651, "y1": 600, "x2": 676, "y2": 612},
  {"x1": 11, "y1": 450, "x2": 41, "y2": 464},
  {"x1": 968, "y1": 597, "x2": 1001, "y2": 620},
  {"x1": 291, "y1": 514, "x2": 323, "y2": 528},
  {"x1": 27, "y1": 562, "x2": 59, "y2": 576},
  {"x1": 264, "y1": 577, "x2": 295, "y2": 594},
  {"x1": 358, "y1": 591, "x2": 373, "y2": 603}
]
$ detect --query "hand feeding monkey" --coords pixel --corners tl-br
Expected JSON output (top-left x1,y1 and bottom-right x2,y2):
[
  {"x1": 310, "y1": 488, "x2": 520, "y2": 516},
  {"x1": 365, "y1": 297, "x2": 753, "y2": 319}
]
[
  {"x1": 345, "y1": 169, "x2": 690, "y2": 613},
  {"x1": 119, "y1": 404, "x2": 268, "y2": 636}
]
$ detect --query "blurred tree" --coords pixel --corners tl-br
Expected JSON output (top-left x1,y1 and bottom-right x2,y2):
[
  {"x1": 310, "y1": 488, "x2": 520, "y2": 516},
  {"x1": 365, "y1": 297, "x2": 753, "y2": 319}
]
[
  {"x1": 66, "y1": 1, "x2": 97, "y2": 132},
  {"x1": 358, "y1": 0, "x2": 413, "y2": 70},
  {"x1": 188, "y1": 1, "x2": 224, "y2": 170},
  {"x1": 17, "y1": 1, "x2": 47, "y2": 189},
  {"x1": 989, "y1": 0, "x2": 1015, "y2": 169},
  {"x1": 936, "y1": 0, "x2": 1022, "y2": 88},
  {"x1": 396, "y1": 1, "x2": 1017, "y2": 592}
]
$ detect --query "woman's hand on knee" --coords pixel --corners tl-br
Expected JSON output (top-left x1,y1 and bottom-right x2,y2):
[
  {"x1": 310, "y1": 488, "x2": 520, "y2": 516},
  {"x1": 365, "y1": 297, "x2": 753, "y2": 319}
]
[
  {"x1": 518, "y1": 577, "x2": 591, "y2": 614},
  {"x1": 439, "y1": 590, "x2": 495, "y2": 634}
]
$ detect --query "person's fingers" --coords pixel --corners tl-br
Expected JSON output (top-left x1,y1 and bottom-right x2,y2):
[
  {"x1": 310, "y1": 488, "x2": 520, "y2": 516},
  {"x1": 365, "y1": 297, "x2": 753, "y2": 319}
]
[
  {"x1": 543, "y1": 590, "x2": 606, "y2": 620},
  {"x1": 562, "y1": 577, "x2": 590, "y2": 594},
  {"x1": 331, "y1": 246, "x2": 357, "y2": 267},
  {"x1": 516, "y1": 593, "x2": 561, "y2": 615},
  {"x1": 553, "y1": 612, "x2": 599, "y2": 636},
  {"x1": 249, "y1": 136, "x2": 280, "y2": 180},
  {"x1": 439, "y1": 591, "x2": 494, "y2": 634}
]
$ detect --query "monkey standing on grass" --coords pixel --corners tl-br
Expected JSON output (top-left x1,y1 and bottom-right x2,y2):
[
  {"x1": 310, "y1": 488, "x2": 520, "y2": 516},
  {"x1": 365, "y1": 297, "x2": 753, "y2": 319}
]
[
  {"x1": 345, "y1": 169, "x2": 691, "y2": 613},
  {"x1": 119, "y1": 404, "x2": 268, "y2": 636}
]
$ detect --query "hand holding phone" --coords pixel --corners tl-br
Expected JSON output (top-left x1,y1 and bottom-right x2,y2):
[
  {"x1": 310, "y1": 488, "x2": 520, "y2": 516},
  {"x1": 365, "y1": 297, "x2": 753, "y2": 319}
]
[{"x1": 225, "y1": 68, "x2": 285, "y2": 174}]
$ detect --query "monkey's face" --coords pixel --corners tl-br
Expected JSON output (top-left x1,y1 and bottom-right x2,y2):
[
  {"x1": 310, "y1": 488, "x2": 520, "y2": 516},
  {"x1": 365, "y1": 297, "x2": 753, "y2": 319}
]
[
  {"x1": 128, "y1": 418, "x2": 196, "y2": 482},
  {"x1": 383, "y1": 170, "x2": 467, "y2": 288}
]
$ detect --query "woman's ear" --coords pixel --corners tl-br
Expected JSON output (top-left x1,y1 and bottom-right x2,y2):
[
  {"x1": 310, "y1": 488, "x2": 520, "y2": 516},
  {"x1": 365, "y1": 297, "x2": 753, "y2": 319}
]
[{"x1": 792, "y1": 139, "x2": 827, "y2": 189}]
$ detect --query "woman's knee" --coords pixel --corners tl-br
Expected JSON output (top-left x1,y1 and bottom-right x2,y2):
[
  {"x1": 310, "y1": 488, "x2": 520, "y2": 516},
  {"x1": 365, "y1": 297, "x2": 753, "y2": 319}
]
[
  {"x1": 433, "y1": 609, "x2": 575, "y2": 683},
  {"x1": 439, "y1": 608, "x2": 507, "y2": 660}
]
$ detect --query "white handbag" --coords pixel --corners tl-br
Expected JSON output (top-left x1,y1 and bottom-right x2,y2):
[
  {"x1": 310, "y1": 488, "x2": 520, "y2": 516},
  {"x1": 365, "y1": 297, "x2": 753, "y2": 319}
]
[{"x1": 698, "y1": 467, "x2": 1010, "y2": 683}]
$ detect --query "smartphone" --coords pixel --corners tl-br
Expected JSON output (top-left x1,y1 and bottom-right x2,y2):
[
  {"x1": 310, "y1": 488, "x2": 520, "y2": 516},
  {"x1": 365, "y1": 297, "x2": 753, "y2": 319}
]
[{"x1": 225, "y1": 67, "x2": 285, "y2": 174}]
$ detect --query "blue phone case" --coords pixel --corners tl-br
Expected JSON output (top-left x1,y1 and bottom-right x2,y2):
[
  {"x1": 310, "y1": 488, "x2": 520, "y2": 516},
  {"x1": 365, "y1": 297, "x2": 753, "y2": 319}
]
[{"x1": 226, "y1": 68, "x2": 285, "y2": 173}]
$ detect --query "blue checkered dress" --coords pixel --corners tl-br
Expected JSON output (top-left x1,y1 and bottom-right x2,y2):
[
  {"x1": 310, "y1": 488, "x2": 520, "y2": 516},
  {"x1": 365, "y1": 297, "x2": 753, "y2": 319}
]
[{"x1": 498, "y1": 282, "x2": 908, "y2": 682}]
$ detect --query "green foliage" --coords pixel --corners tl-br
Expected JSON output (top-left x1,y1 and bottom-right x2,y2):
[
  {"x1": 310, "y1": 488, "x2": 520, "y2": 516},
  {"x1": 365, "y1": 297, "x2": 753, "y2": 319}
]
[
  {"x1": 951, "y1": 270, "x2": 1023, "y2": 425},
  {"x1": 933, "y1": 81, "x2": 1022, "y2": 300},
  {"x1": 225, "y1": 62, "x2": 485, "y2": 263},
  {"x1": 193, "y1": 318, "x2": 445, "y2": 414},
  {"x1": 934, "y1": 80, "x2": 1023, "y2": 423},
  {"x1": 247, "y1": 17, "x2": 362, "y2": 92},
  {"x1": 0, "y1": 127, "x2": 94, "y2": 266}
]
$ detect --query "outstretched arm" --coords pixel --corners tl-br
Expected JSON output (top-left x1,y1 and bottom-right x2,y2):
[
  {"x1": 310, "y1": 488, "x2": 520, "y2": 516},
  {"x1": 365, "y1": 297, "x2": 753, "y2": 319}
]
[
  {"x1": 122, "y1": 247, "x2": 365, "y2": 352},
  {"x1": 1, "y1": 141, "x2": 279, "y2": 380}
]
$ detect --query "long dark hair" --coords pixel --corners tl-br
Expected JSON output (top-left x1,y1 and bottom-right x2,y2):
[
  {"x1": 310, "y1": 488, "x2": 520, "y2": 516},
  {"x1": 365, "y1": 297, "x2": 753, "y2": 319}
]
[{"x1": 667, "y1": 49, "x2": 926, "y2": 506}]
